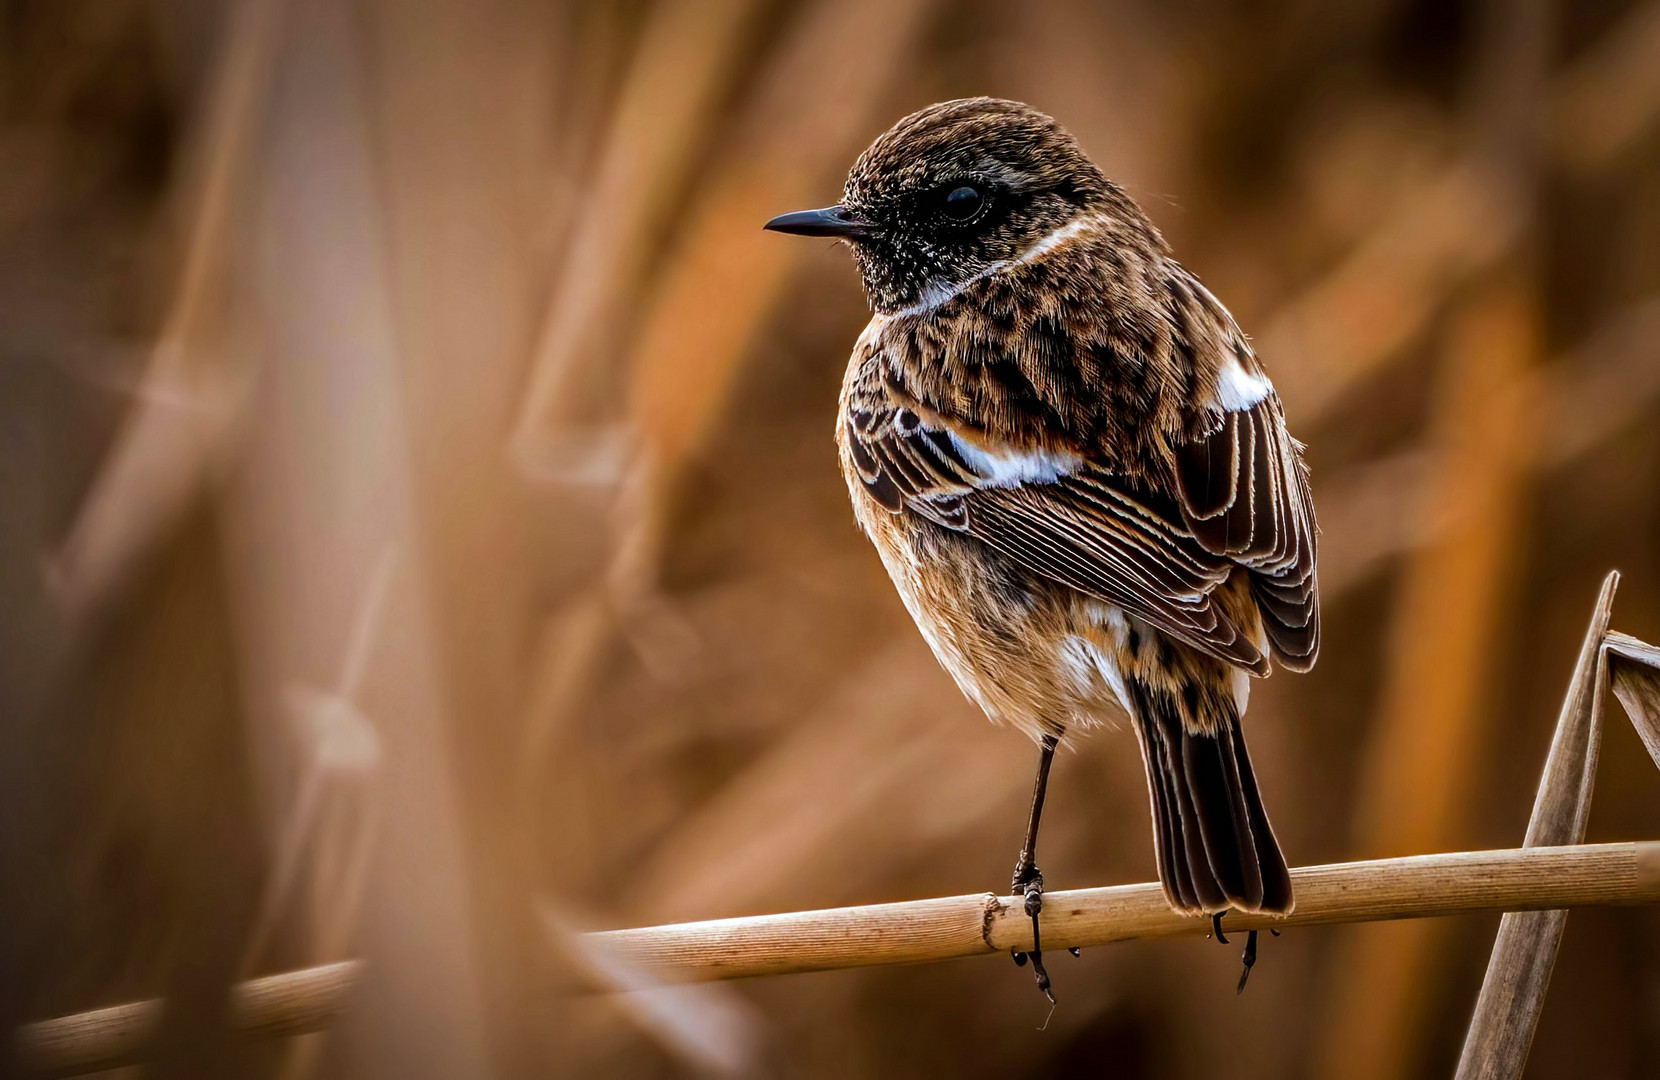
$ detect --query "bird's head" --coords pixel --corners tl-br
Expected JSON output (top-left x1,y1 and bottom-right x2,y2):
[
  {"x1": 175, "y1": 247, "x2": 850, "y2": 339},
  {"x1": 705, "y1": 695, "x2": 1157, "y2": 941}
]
[{"x1": 765, "y1": 98, "x2": 1119, "y2": 313}]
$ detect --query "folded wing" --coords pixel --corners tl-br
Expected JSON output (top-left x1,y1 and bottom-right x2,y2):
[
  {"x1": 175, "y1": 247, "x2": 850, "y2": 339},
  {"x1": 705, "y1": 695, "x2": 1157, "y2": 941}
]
[
  {"x1": 843, "y1": 372, "x2": 1318, "y2": 674},
  {"x1": 1173, "y1": 394, "x2": 1319, "y2": 670}
]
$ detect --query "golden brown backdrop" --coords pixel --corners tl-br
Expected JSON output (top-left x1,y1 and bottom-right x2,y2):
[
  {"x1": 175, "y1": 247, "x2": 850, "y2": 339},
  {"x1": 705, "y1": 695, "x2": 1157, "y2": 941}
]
[{"x1": 3, "y1": 0, "x2": 1660, "y2": 1077}]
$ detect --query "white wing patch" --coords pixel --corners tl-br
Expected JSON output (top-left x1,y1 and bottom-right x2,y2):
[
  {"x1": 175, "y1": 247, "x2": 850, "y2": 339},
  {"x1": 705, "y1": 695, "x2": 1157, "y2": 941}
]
[
  {"x1": 947, "y1": 435, "x2": 1079, "y2": 488},
  {"x1": 1212, "y1": 352, "x2": 1272, "y2": 412}
]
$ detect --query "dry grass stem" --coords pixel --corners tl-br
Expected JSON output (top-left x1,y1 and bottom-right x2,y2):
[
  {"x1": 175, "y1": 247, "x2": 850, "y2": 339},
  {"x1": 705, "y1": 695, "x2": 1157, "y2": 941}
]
[
  {"x1": 1607, "y1": 631, "x2": 1660, "y2": 769},
  {"x1": 1456, "y1": 571, "x2": 1619, "y2": 1079},
  {"x1": 538, "y1": 904, "x2": 761, "y2": 1077},
  {"x1": 19, "y1": 843, "x2": 1659, "y2": 1076},
  {"x1": 595, "y1": 842, "x2": 1660, "y2": 984},
  {"x1": 1550, "y1": 1, "x2": 1660, "y2": 173},
  {"x1": 46, "y1": 0, "x2": 284, "y2": 618},
  {"x1": 1314, "y1": 266, "x2": 1540, "y2": 1080},
  {"x1": 511, "y1": 0, "x2": 768, "y2": 482}
]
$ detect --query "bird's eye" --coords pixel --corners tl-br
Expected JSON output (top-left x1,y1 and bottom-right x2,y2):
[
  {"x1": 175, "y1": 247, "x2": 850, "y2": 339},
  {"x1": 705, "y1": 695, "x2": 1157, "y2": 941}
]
[{"x1": 942, "y1": 184, "x2": 986, "y2": 222}]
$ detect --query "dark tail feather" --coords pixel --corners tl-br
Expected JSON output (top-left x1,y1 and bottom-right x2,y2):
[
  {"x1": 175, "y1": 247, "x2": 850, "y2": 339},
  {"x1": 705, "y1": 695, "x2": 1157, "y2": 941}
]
[{"x1": 1128, "y1": 679, "x2": 1293, "y2": 915}]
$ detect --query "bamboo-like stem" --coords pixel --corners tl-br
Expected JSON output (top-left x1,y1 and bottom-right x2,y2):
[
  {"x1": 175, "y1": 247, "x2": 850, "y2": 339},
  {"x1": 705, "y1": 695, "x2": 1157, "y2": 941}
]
[
  {"x1": 592, "y1": 842, "x2": 1660, "y2": 984},
  {"x1": 16, "y1": 844, "x2": 1660, "y2": 1075}
]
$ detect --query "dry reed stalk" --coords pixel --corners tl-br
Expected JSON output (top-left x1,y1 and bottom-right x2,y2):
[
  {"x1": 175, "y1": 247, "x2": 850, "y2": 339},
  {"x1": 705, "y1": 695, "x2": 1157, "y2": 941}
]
[
  {"x1": 265, "y1": 555, "x2": 393, "y2": 1080},
  {"x1": 511, "y1": 0, "x2": 782, "y2": 833},
  {"x1": 1607, "y1": 632, "x2": 1660, "y2": 769},
  {"x1": 1313, "y1": 268, "x2": 1540, "y2": 1080},
  {"x1": 14, "y1": 961, "x2": 362, "y2": 1077},
  {"x1": 240, "y1": 550, "x2": 394, "y2": 976},
  {"x1": 18, "y1": 843, "x2": 1660, "y2": 1075},
  {"x1": 614, "y1": 0, "x2": 936, "y2": 594},
  {"x1": 1312, "y1": 0, "x2": 1554, "y2": 1063},
  {"x1": 624, "y1": 0, "x2": 935, "y2": 470},
  {"x1": 596, "y1": 842, "x2": 1660, "y2": 983},
  {"x1": 1455, "y1": 573, "x2": 1618, "y2": 1077},
  {"x1": 1316, "y1": 294, "x2": 1660, "y2": 597},
  {"x1": 1539, "y1": 298, "x2": 1660, "y2": 464},
  {"x1": 213, "y1": 2, "x2": 491, "y2": 1074},
  {"x1": 539, "y1": 904, "x2": 762, "y2": 1077},
  {"x1": 625, "y1": 642, "x2": 1010, "y2": 923},
  {"x1": 517, "y1": 0, "x2": 936, "y2": 790},
  {"x1": 511, "y1": 0, "x2": 769, "y2": 481},
  {"x1": 357, "y1": 3, "x2": 612, "y2": 1071},
  {"x1": 1260, "y1": 155, "x2": 1524, "y2": 422},
  {"x1": 47, "y1": 0, "x2": 283, "y2": 618},
  {"x1": 1550, "y1": 0, "x2": 1660, "y2": 173},
  {"x1": 1263, "y1": 0, "x2": 1660, "y2": 425}
]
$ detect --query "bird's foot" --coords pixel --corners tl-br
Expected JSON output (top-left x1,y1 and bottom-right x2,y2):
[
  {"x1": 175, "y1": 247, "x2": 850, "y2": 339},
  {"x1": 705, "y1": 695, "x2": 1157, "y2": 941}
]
[
  {"x1": 1009, "y1": 862, "x2": 1053, "y2": 1003},
  {"x1": 1208, "y1": 912, "x2": 1272, "y2": 992}
]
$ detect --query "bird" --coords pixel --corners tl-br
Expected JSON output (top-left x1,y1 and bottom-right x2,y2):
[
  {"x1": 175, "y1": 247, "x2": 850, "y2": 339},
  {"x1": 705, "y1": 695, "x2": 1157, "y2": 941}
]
[{"x1": 763, "y1": 97, "x2": 1319, "y2": 1000}]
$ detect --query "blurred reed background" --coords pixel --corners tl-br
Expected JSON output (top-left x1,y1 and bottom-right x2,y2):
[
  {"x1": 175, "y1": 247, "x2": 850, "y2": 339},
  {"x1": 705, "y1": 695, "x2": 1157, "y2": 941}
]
[{"x1": 3, "y1": 0, "x2": 1660, "y2": 1077}]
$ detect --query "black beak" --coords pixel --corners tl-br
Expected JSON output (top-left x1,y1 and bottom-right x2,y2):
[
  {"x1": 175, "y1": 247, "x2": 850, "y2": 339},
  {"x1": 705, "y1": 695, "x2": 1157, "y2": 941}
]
[{"x1": 762, "y1": 204, "x2": 874, "y2": 238}]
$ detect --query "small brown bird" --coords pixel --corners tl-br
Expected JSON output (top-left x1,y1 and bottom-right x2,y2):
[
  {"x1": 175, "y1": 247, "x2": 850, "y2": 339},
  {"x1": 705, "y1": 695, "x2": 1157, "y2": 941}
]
[{"x1": 765, "y1": 98, "x2": 1318, "y2": 998}]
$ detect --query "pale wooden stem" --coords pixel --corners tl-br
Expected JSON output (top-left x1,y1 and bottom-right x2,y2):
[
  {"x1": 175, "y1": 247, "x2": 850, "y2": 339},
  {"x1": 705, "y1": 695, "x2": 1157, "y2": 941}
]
[
  {"x1": 593, "y1": 842, "x2": 1660, "y2": 984},
  {"x1": 17, "y1": 845, "x2": 1660, "y2": 1075}
]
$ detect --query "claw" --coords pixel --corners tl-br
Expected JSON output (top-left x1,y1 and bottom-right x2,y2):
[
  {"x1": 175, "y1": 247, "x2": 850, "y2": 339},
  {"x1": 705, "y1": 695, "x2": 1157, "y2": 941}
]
[
  {"x1": 1067, "y1": 947, "x2": 1081, "y2": 958},
  {"x1": 1010, "y1": 864, "x2": 1053, "y2": 1001},
  {"x1": 1236, "y1": 929, "x2": 1258, "y2": 994},
  {"x1": 1027, "y1": 884, "x2": 1051, "y2": 999},
  {"x1": 1211, "y1": 912, "x2": 1229, "y2": 945},
  {"x1": 1032, "y1": 956, "x2": 1054, "y2": 1004}
]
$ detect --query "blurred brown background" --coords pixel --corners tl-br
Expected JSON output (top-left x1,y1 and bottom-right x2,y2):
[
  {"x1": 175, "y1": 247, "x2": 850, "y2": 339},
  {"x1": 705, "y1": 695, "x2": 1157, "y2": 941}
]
[{"x1": 3, "y1": 0, "x2": 1660, "y2": 1077}]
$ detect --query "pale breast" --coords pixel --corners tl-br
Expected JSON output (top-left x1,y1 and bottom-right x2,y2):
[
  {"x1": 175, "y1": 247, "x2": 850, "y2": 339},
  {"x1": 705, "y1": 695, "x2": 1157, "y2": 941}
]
[{"x1": 844, "y1": 473, "x2": 1133, "y2": 740}]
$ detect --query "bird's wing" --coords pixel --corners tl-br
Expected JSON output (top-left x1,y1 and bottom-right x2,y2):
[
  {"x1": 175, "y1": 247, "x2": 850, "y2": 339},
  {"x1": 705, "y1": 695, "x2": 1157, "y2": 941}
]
[
  {"x1": 1172, "y1": 388, "x2": 1319, "y2": 670},
  {"x1": 843, "y1": 325, "x2": 1318, "y2": 673},
  {"x1": 843, "y1": 376, "x2": 1271, "y2": 673}
]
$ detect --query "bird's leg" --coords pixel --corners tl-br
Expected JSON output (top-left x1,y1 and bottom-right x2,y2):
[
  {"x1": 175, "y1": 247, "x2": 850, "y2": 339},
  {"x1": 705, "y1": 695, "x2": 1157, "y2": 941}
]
[{"x1": 1010, "y1": 732, "x2": 1059, "y2": 1002}]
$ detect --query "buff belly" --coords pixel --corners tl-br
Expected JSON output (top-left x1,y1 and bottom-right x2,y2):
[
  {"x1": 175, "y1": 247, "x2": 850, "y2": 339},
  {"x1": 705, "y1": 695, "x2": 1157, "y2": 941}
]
[{"x1": 857, "y1": 498, "x2": 1132, "y2": 743}]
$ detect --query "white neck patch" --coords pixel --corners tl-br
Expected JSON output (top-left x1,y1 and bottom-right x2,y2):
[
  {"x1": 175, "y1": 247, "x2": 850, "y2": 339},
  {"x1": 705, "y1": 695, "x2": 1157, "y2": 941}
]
[{"x1": 890, "y1": 214, "x2": 1104, "y2": 319}]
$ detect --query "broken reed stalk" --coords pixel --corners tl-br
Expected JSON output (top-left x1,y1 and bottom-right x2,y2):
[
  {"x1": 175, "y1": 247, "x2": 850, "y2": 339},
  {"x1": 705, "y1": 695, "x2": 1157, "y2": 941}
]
[
  {"x1": 16, "y1": 844, "x2": 1660, "y2": 1074},
  {"x1": 1455, "y1": 571, "x2": 1616, "y2": 1079}
]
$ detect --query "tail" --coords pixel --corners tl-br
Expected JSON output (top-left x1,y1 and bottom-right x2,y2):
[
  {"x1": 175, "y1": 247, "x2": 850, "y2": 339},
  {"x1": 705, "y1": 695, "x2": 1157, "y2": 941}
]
[{"x1": 1127, "y1": 676, "x2": 1293, "y2": 915}]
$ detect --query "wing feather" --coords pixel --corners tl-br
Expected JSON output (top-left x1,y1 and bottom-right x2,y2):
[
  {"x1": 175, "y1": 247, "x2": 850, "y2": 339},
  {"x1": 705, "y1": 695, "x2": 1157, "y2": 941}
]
[{"x1": 1175, "y1": 395, "x2": 1320, "y2": 669}]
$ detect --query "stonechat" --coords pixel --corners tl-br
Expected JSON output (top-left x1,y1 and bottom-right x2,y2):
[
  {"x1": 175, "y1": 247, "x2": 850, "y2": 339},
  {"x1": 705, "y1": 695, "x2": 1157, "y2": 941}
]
[{"x1": 765, "y1": 98, "x2": 1318, "y2": 998}]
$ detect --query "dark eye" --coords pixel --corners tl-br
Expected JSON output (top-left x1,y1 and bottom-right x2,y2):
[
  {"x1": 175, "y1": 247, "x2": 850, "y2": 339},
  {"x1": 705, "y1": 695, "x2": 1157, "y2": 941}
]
[{"x1": 942, "y1": 184, "x2": 986, "y2": 221}]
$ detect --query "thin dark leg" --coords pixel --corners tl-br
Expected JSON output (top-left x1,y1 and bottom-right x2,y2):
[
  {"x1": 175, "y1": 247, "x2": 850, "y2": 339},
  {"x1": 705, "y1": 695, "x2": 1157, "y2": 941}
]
[
  {"x1": 1010, "y1": 733, "x2": 1059, "y2": 1001},
  {"x1": 1013, "y1": 733, "x2": 1057, "y2": 881}
]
